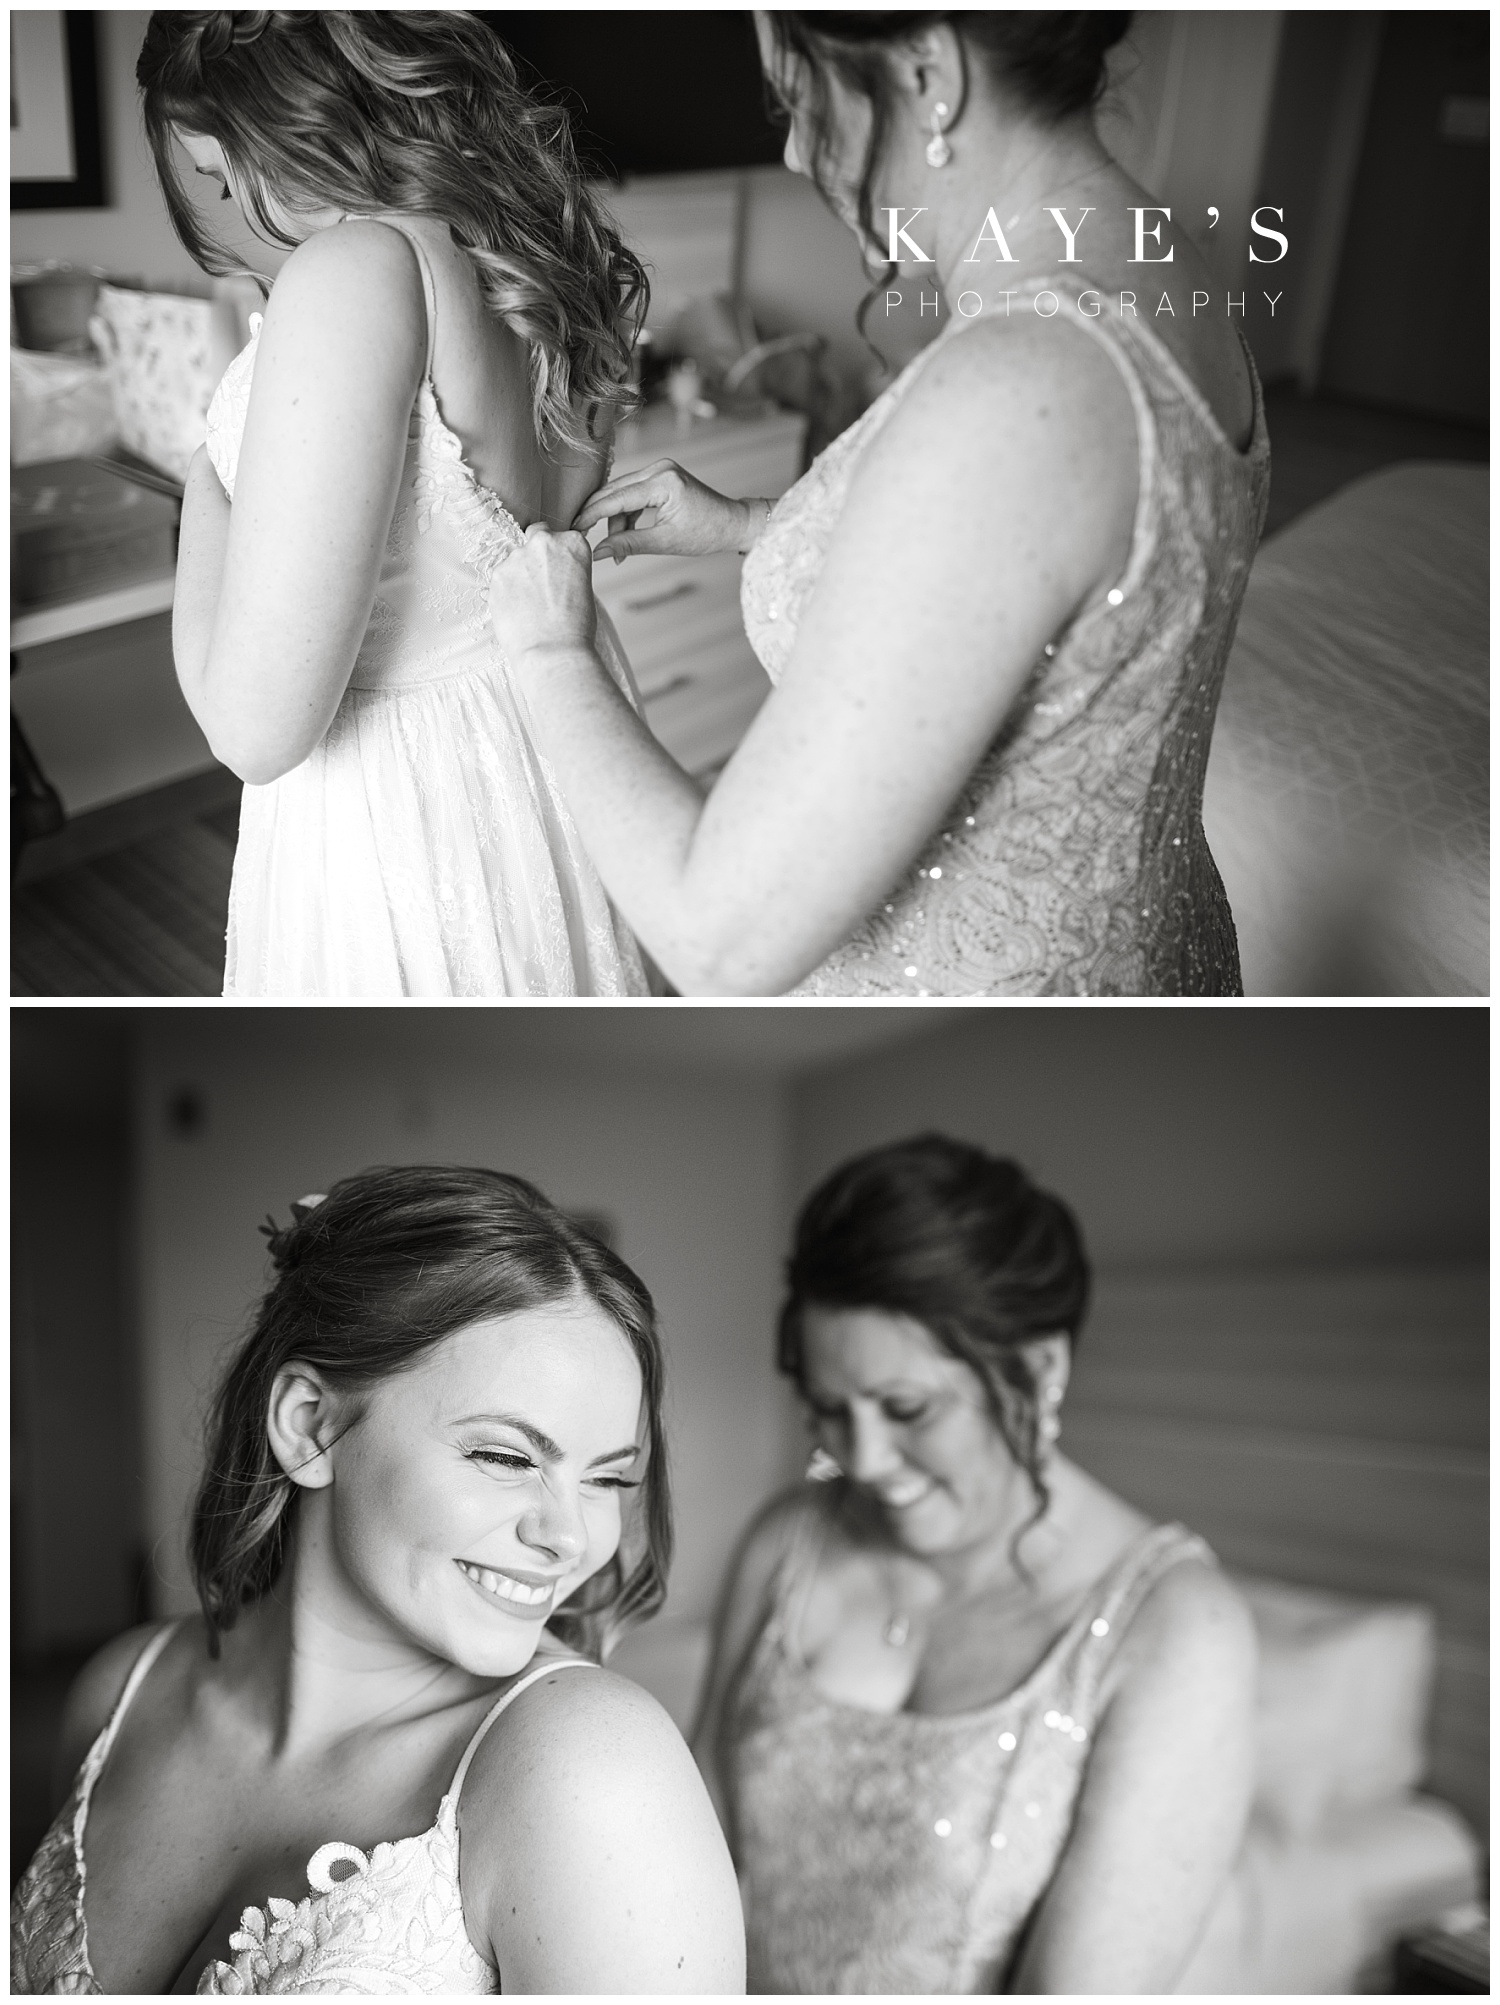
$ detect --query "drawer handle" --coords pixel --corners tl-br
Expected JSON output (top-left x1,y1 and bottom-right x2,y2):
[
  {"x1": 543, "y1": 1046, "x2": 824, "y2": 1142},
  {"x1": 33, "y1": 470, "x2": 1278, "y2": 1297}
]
[
  {"x1": 643, "y1": 672, "x2": 696, "y2": 705},
  {"x1": 624, "y1": 580, "x2": 700, "y2": 614}
]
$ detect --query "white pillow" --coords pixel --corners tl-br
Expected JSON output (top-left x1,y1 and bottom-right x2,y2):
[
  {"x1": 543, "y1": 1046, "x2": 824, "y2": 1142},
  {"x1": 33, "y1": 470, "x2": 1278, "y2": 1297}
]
[{"x1": 1234, "y1": 1572, "x2": 1434, "y2": 1838}]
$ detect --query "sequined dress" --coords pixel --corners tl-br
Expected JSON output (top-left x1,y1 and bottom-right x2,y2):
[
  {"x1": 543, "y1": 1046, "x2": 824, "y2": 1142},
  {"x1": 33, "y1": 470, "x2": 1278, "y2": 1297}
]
[
  {"x1": 739, "y1": 275, "x2": 1270, "y2": 994},
  {"x1": 205, "y1": 222, "x2": 648, "y2": 997},
  {"x1": 722, "y1": 1498, "x2": 1213, "y2": 1993},
  {"x1": 10, "y1": 1622, "x2": 598, "y2": 1994}
]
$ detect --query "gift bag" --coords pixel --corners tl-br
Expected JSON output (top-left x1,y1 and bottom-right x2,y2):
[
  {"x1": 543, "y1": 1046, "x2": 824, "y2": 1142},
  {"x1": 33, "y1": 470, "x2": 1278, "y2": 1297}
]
[
  {"x1": 88, "y1": 284, "x2": 221, "y2": 483},
  {"x1": 10, "y1": 346, "x2": 120, "y2": 466}
]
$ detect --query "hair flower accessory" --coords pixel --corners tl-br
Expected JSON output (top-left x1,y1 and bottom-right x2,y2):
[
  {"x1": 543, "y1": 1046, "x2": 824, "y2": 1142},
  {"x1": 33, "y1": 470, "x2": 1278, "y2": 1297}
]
[{"x1": 259, "y1": 1194, "x2": 327, "y2": 1267}]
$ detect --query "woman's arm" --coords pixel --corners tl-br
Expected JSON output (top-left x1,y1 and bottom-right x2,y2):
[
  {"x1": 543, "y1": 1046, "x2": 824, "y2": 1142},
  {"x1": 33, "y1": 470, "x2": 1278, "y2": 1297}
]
[
  {"x1": 462, "y1": 1667, "x2": 746, "y2": 1992},
  {"x1": 492, "y1": 315, "x2": 1137, "y2": 994},
  {"x1": 1010, "y1": 1562, "x2": 1258, "y2": 1993},
  {"x1": 174, "y1": 220, "x2": 426, "y2": 784}
]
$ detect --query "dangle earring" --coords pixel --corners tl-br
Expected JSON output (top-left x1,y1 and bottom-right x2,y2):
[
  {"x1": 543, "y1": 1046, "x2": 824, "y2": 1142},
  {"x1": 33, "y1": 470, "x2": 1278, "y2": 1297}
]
[
  {"x1": 1038, "y1": 1381, "x2": 1064, "y2": 1457},
  {"x1": 806, "y1": 1445, "x2": 843, "y2": 1483},
  {"x1": 925, "y1": 102, "x2": 953, "y2": 169}
]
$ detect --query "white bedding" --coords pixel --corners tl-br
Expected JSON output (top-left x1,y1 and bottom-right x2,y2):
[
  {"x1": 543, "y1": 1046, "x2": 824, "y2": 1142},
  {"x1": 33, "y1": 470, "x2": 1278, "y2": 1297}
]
[{"x1": 1204, "y1": 463, "x2": 1488, "y2": 995}]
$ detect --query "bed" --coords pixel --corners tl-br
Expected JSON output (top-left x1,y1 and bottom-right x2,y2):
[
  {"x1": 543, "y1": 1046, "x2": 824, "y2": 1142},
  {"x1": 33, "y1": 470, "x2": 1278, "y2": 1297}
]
[{"x1": 1203, "y1": 463, "x2": 1488, "y2": 996}]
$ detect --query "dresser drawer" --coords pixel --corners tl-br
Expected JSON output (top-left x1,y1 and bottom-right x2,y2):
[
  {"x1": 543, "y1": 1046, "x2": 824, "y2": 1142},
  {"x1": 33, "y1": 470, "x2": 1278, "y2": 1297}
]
[
  {"x1": 641, "y1": 630, "x2": 771, "y2": 777},
  {"x1": 612, "y1": 407, "x2": 806, "y2": 500},
  {"x1": 590, "y1": 409, "x2": 803, "y2": 775},
  {"x1": 596, "y1": 552, "x2": 748, "y2": 691}
]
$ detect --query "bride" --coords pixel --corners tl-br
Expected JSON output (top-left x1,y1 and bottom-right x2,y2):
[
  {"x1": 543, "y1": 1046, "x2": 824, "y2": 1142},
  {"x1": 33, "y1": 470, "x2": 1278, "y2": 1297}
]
[
  {"x1": 141, "y1": 12, "x2": 650, "y2": 995},
  {"x1": 11, "y1": 1167, "x2": 744, "y2": 1994},
  {"x1": 490, "y1": 13, "x2": 1270, "y2": 996}
]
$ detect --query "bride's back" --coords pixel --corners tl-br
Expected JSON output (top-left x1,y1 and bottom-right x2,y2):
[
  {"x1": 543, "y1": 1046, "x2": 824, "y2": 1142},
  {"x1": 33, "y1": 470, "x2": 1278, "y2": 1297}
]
[{"x1": 385, "y1": 214, "x2": 610, "y2": 531}]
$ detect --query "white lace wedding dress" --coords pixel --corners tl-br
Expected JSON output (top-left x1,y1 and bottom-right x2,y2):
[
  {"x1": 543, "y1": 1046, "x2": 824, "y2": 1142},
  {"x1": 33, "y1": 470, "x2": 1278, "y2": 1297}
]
[
  {"x1": 204, "y1": 225, "x2": 648, "y2": 996},
  {"x1": 9, "y1": 1620, "x2": 598, "y2": 1993}
]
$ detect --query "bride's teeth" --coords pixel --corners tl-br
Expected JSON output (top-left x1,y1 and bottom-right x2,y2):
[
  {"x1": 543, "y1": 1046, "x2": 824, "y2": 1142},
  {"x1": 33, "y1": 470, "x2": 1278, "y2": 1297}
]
[{"x1": 461, "y1": 1562, "x2": 551, "y2": 1606}]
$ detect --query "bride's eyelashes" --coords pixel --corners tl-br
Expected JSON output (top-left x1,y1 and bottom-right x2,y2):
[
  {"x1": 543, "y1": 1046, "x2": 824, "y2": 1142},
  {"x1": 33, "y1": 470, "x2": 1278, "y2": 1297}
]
[{"x1": 463, "y1": 1446, "x2": 640, "y2": 1490}]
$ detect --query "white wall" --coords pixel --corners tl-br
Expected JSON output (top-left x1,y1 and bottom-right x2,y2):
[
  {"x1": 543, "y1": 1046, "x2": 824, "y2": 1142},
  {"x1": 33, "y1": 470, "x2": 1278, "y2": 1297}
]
[
  {"x1": 11, "y1": 12, "x2": 201, "y2": 289},
  {"x1": 1101, "y1": 12, "x2": 1285, "y2": 295},
  {"x1": 133, "y1": 1012, "x2": 801, "y2": 1628}
]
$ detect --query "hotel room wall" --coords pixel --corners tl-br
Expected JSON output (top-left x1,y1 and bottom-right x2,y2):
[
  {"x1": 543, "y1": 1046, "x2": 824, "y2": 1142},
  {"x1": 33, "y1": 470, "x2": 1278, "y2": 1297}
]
[
  {"x1": 787, "y1": 1011, "x2": 1487, "y2": 1835},
  {"x1": 131, "y1": 1012, "x2": 798, "y2": 1635},
  {"x1": 10, "y1": 11, "x2": 190, "y2": 284},
  {"x1": 11, "y1": 1014, "x2": 140, "y2": 1659}
]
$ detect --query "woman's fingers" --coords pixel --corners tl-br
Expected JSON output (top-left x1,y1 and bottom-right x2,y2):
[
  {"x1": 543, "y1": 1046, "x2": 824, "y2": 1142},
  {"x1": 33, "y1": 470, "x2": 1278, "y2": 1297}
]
[{"x1": 575, "y1": 467, "x2": 676, "y2": 533}]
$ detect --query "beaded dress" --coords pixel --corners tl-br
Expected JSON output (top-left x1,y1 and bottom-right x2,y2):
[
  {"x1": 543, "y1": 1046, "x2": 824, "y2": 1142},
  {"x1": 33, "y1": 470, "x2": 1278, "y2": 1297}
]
[
  {"x1": 739, "y1": 275, "x2": 1270, "y2": 995},
  {"x1": 205, "y1": 221, "x2": 647, "y2": 997},
  {"x1": 10, "y1": 1622, "x2": 598, "y2": 1995},
  {"x1": 722, "y1": 1497, "x2": 1213, "y2": 1993}
]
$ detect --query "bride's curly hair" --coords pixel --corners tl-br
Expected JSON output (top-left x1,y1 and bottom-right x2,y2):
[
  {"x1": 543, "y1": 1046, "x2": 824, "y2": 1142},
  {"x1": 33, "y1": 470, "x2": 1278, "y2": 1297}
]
[{"x1": 137, "y1": 11, "x2": 648, "y2": 457}]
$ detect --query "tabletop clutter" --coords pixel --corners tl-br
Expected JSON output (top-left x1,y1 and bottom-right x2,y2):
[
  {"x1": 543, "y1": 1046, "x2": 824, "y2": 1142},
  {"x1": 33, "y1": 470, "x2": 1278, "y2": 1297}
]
[
  {"x1": 10, "y1": 259, "x2": 836, "y2": 614},
  {"x1": 10, "y1": 263, "x2": 259, "y2": 612}
]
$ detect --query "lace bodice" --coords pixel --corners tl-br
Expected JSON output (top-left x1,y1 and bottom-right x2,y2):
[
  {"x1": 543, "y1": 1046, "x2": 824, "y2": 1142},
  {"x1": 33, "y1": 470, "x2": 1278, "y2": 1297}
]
[
  {"x1": 724, "y1": 1507, "x2": 1213, "y2": 1993},
  {"x1": 10, "y1": 1626, "x2": 597, "y2": 1996},
  {"x1": 740, "y1": 275, "x2": 1269, "y2": 995}
]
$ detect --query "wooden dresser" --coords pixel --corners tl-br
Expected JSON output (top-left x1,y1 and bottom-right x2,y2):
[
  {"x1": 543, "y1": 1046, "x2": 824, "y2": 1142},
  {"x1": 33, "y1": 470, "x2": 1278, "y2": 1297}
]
[{"x1": 594, "y1": 404, "x2": 807, "y2": 777}]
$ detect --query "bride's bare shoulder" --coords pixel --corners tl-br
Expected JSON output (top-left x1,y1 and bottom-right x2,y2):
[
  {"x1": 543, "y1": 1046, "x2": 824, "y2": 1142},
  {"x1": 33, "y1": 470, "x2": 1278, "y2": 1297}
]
[
  {"x1": 464, "y1": 1659, "x2": 695, "y2": 1794},
  {"x1": 457, "y1": 1663, "x2": 744, "y2": 1988},
  {"x1": 265, "y1": 220, "x2": 427, "y2": 361}
]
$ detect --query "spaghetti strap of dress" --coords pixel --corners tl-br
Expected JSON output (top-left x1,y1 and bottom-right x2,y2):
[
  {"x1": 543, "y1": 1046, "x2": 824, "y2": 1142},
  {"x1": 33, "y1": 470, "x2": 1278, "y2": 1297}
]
[
  {"x1": 81, "y1": 1621, "x2": 181, "y2": 1796},
  {"x1": 763, "y1": 1489, "x2": 841, "y2": 1665},
  {"x1": 351, "y1": 214, "x2": 439, "y2": 377},
  {"x1": 446, "y1": 1655, "x2": 600, "y2": 1805},
  {"x1": 1068, "y1": 1521, "x2": 1215, "y2": 1717}
]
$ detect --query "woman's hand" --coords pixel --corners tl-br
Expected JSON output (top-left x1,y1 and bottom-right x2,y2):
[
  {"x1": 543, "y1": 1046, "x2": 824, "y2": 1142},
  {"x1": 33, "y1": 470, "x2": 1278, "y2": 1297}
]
[
  {"x1": 574, "y1": 458, "x2": 766, "y2": 562},
  {"x1": 489, "y1": 523, "x2": 599, "y2": 672}
]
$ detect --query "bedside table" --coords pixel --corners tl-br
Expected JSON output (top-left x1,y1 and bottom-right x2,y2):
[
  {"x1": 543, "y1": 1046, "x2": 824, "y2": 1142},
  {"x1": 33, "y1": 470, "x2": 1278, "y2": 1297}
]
[
  {"x1": 595, "y1": 404, "x2": 807, "y2": 776},
  {"x1": 1395, "y1": 1904, "x2": 1489, "y2": 1993}
]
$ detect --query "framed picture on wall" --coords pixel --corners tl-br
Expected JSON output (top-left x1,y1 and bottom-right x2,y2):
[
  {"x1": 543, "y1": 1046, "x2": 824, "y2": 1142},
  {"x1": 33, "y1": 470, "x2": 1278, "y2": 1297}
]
[{"x1": 11, "y1": 11, "x2": 104, "y2": 209}]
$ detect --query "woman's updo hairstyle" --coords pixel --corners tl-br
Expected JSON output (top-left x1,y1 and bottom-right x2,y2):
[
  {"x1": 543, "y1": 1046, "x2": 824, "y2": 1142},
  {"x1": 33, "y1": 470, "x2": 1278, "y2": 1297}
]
[
  {"x1": 764, "y1": 13, "x2": 1130, "y2": 341},
  {"x1": 778, "y1": 1133, "x2": 1089, "y2": 1528},
  {"x1": 136, "y1": 11, "x2": 647, "y2": 456},
  {"x1": 190, "y1": 1164, "x2": 670, "y2": 1660}
]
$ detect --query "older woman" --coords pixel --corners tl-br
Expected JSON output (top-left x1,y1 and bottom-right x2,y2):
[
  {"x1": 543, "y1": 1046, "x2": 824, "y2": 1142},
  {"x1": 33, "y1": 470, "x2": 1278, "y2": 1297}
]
[
  {"x1": 490, "y1": 13, "x2": 1268, "y2": 995},
  {"x1": 692, "y1": 1135, "x2": 1255, "y2": 1992},
  {"x1": 12, "y1": 1167, "x2": 743, "y2": 1995}
]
